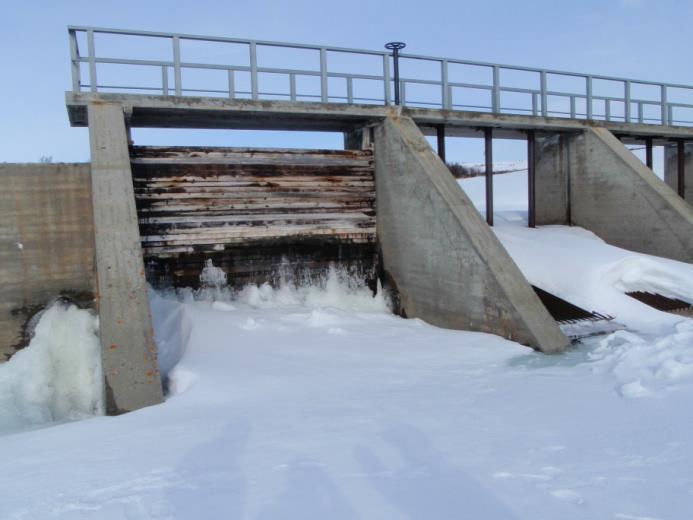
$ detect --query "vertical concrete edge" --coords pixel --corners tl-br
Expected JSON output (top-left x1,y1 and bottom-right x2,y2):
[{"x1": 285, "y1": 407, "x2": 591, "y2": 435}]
[{"x1": 88, "y1": 101, "x2": 164, "y2": 414}]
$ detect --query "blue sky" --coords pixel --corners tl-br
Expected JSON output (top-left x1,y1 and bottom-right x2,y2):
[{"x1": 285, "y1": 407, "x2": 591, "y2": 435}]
[{"x1": 2, "y1": 0, "x2": 692, "y2": 163}]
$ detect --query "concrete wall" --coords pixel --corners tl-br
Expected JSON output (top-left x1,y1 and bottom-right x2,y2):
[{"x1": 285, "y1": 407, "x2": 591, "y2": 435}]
[
  {"x1": 374, "y1": 115, "x2": 569, "y2": 353},
  {"x1": 88, "y1": 101, "x2": 163, "y2": 414},
  {"x1": 663, "y1": 142, "x2": 693, "y2": 205},
  {"x1": 0, "y1": 163, "x2": 96, "y2": 362},
  {"x1": 535, "y1": 133, "x2": 570, "y2": 225}
]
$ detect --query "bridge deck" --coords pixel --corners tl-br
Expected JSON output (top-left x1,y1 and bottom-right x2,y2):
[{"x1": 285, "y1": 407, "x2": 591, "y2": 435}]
[{"x1": 66, "y1": 92, "x2": 693, "y2": 143}]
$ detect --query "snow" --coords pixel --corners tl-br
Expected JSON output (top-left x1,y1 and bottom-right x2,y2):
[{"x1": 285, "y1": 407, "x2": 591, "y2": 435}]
[{"x1": 0, "y1": 170, "x2": 692, "y2": 519}]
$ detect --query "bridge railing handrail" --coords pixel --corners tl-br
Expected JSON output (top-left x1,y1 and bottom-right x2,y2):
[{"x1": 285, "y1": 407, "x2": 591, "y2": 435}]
[{"x1": 68, "y1": 26, "x2": 693, "y2": 127}]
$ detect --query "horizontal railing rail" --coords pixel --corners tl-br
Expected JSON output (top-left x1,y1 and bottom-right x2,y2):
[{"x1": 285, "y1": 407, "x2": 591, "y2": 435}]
[{"x1": 68, "y1": 26, "x2": 693, "y2": 126}]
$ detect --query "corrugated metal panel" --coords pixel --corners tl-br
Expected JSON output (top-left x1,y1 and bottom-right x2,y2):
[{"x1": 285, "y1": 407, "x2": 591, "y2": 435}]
[{"x1": 131, "y1": 146, "x2": 376, "y2": 257}]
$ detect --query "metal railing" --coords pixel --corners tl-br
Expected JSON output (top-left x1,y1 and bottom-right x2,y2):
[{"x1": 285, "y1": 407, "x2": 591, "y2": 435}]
[{"x1": 68, "y1": 26, "x2": 693, "y2": 126}]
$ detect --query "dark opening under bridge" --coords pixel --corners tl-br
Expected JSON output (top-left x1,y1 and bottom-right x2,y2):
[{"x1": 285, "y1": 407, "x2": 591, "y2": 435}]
[{"x1": 7, "y1": 26, "x2": 693, "y2": 415}]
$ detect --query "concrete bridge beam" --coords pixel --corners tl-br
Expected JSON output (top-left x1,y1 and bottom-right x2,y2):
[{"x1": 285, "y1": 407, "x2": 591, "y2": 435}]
[
  {"x1": 374, "y1": 115, "x2": 570, "y2": 353},
  {"x1": 87, "y1": 101, "x2": 163, "y2": 414}
]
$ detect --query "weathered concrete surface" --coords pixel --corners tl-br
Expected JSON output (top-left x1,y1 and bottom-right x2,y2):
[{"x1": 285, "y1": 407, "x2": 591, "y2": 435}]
[
  {"x1": 570, "y1": 128, "x2": 693, "y2": 263},
  {"x1": 374, "y1": 115, "x2": 569, "y2": 353},
  {"x1": 664, "y1": 142, "x2": 693, "y2": 205},
  {"x1": 88, "y1": 102, "x2": 163, "y2": 414},
  {"x1": 66, "y1": 92, "x2": 693, "y2": 141},
  {"x1": 535, "y1": 133, "x2": 570, "y2": 225},
  {"x1": 0, "y1": 164, "x2": 96, "y2": 362}
]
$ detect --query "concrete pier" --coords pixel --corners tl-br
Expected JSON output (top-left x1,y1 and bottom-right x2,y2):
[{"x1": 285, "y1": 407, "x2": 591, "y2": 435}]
[
  {"x1": 535, "y1": 127, "x2": 693, "y2": 263},
  {"x1": 375, "y1": 115, "x2": 569, "y2": 353},
  {"x1": 88, "y1": 102, "x2": 163, "y2": 414},
  {"x1": 664, "y1": 142, "x2": 693, "y2": 205},
  {"x1": 535, "y1": 133, "x2": 570, "y2": 225}
]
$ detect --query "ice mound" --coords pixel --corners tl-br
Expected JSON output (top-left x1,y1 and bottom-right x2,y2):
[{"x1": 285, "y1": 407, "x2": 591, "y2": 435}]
[
  {"x1": 0, "y1": 302, "x2": 103, "y2": 434},
  {"x1": 173, "y1": 263, "x2": 391, "y2": 314}
]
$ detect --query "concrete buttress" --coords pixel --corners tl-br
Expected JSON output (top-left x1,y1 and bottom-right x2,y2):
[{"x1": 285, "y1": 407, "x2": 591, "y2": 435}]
[
  {"x1": 374, "y1": 115, "x2": 570, "y2": 353},
  {"x1": 87, "y1": 102, "x2": 163, "y2": 414},
  {"x1": 570, "y1": 128, "x2": 693, "y2": 263}
]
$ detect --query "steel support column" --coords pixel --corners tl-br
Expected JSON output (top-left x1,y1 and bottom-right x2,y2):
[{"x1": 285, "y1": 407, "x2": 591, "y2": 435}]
[
  {"x1": 485, "y1": 128, "x2": 494, "y2": 226},
  {"x1": 646, "y1": 137, "x2": 653, "y2": 170},
  {"x1": 678, "y1": 140, "x2": 686, "y2": 198},
  {"x1": 436, "y1": 125, "x2": 446, "y2": 162},
  {"x1": 528, "y1": 130, "x2": 536, "y2": 228}
]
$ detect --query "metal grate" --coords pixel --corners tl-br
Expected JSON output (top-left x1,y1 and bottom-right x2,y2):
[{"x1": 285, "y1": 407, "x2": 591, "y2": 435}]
[
  {"x1": 626, "y1": 291, "x2": 693, "y2": 316},
  {"x1": 533, "y1": 286, "x2": 613, "y2": 324}
]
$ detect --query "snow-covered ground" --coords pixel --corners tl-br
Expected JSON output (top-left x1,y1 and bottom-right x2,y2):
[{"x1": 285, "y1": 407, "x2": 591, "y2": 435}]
[{"x1": 0, "y1": 170, "x2": 692, "y2": 519}]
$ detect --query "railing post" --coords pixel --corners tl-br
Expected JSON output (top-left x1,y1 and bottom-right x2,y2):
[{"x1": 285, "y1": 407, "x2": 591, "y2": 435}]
[
  {"x1": 586, "y1": 76, "x2": 593, "y2": 120},
  {"x1": 68, "y1": 29, "x2": 81, "y2": 92},
  {"x1": 605, "y1": 99, "x2": 611, "y2": 121},
  {"x1": 531, "y1": 93, "x2": 538, "y2": 116},
  {"x1": 290, "y1": 73, "x2": 297, "y2": 101},
  {"x1": 162, "y1": 66, "x2": 169, "y2": 96},
  {"x1": 569, "y1": 95, "x2": 576, "y2": 118},
  {"x1": 624, "y1": 80, "x2": 631, "y2": 123},
  {"x1": 249, "y1": 41, "x2": 258, "y2": 100},
  {"x1": 227, "y1": 70, "x2": 235, "y2": 99},
  {"x1": 661, "y1": 85, "x2": 668, "y2": 125},
  {"x1": 346, "y1": 77, "x2": 353, "y2": 104},
  {"x1": 492, "y1": 65, "x2": 500, "y2": 113},
  {"x1": 540, "y1": 70, "x2": 548, "y2": 117},
  {"x1": 172, "y1": 36, "x2": 182, "y2": 96},
  {"x1": 383, "y1": 53, "x2": 391, "y2": 105},
  {"x1": 441, "y1": 59, "x2": 450, "y2": 109},
  {"x1": 87, "y1": 29, "x2": 97, "y2": 92},
  {"x1": 320, "y1": 48, "x2": 328, "y2": 103}
]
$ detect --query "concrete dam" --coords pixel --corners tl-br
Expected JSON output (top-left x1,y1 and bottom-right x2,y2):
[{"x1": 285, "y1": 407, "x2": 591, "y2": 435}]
[{"x1": 2, "y1": 26, "x2": 693, "y2": 415}]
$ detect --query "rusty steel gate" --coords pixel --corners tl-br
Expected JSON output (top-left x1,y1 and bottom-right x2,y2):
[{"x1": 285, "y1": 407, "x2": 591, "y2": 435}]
[{"x1": 130, "y1": 146, "x2": 377, "y2": 288}]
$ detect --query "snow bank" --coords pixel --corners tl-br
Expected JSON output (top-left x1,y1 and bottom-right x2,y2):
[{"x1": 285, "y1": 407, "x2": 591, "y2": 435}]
[
  {"x1": 589, "y1": 321, "x2": 693, "y2": 397},
  {"x1": 149, "y1": 290, "x2": 192, "y2": 380},
  {"x1": 0, "y1": 302, "x2": 103, "y2": 434},
  {"x1": 459, "y1": 168, "x2": 693, "y2": 398}
]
